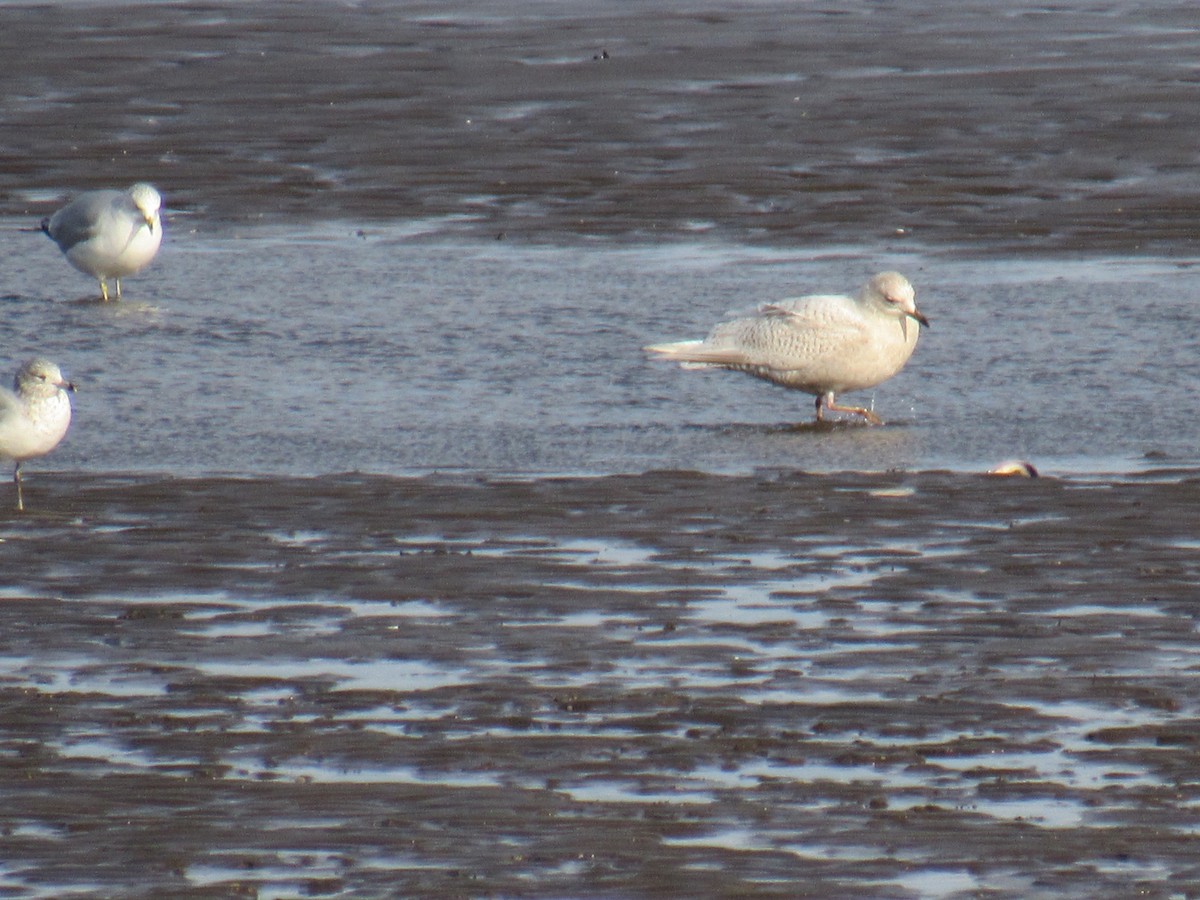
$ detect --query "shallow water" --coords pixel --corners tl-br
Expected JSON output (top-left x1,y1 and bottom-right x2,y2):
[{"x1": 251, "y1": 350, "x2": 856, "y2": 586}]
[
  {"x1": 3, "y1": 1, "x2": 1200, "y2": 897},
  {"x1": 4, "y1": 228, "x2": 1200, "y2": 477}
]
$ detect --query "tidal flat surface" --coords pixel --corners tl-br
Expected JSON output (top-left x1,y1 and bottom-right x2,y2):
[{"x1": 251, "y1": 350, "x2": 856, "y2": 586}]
[
  {"x1": 1, "y1": 0, "x2": 1199, "y2": 477},
  {"x1": 1, "y1": 1, "x2": 1200, "y2": 897},
  {"x1": 4, "y1": 0, "x2": 1199, "y2": 253},
  {"x1": 1, "y1": 472, "x2": 1199, "y2": 898}
]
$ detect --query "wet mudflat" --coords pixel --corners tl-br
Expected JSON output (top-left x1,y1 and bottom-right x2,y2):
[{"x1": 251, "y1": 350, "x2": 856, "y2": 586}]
[
  {"x1": 4, "y1": 0, "x2": 1200, "y2": 896},
  {"x1": 4, "y1": 0, "x2": 1200, "y2": 479},
  {"x1": 1, "y1": 470, "x2": 1198, "y2": 898},
  {"x1": 3, "y1": 0, "x2": 1200, "y2": 254}
]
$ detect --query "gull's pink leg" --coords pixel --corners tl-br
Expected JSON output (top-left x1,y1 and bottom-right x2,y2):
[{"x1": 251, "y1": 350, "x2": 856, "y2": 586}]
[{"x1": 821, "y1": 392, "x2": 883, "y2": 425}]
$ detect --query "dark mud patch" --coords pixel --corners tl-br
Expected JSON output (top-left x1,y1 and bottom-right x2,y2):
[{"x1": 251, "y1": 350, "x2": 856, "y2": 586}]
[
  {"x1": 0, "y1": 470, "x2": 1198, "y2": 897},
  {"x1": 4, "y1": 1, "x2": 1200, "y2": 254}
]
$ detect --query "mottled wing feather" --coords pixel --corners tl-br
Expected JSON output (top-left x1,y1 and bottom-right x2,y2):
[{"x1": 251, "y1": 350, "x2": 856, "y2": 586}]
[{"x1": 704, "y1": 294, "x2": 870, "y2": 373}]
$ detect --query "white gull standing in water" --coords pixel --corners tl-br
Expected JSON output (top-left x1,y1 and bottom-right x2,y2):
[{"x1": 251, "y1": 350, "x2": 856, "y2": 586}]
[
  {"x1": 645, "y1": 271, "x2": 928, "y2": 425},
  {"x1": 41, "y1": 183, "x2": 163, "y2": 301},
  {"x1": 0, "y1": 358, "x2": 75, "y2": 511}
]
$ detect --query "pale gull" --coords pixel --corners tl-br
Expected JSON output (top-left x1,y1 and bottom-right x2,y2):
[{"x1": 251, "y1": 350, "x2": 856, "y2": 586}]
[
  {"x1": 645, "y1": 271, "x2": 928, "y2": 425},
  {"x1": 0, "y1": 358, "x2": 75, "y2": 512},
  {"x1": 41, "y1": 183, "x2": 163, "y2": 301}
]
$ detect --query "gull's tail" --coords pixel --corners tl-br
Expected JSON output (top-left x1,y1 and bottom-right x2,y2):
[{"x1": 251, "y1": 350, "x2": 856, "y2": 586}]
[
  {"x1": 644, "y1": 339, "x2": 749, "y2": 369},
  {"x1": 644, "y1": 339, "x2": 704, "y2": 358}
]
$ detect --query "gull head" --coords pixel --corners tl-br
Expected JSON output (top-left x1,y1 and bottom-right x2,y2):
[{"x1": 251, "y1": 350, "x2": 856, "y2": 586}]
[
  {"x1": 865, "y1": 271, "x2": 929, "y2": 328},
  {"x1": 129, "y1": 182, "x2": 163, "y2": 228},
  {"x1": 16, "y1": 358, "x2": 76, "y2": 396}
]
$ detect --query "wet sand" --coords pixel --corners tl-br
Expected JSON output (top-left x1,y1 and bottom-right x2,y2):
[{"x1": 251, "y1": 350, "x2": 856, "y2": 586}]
[
  {"x1": 4, "y1": 0, "x2": 1200, "y2": 254},
  {"x1": 2, "y1": 470, "x2": 1199, "y2": 897}
]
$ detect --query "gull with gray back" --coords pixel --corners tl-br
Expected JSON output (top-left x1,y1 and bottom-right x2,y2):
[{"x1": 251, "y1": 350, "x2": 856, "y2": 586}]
[{"x1": 41, "y1": 183, "x2": 163, "y2": 301}]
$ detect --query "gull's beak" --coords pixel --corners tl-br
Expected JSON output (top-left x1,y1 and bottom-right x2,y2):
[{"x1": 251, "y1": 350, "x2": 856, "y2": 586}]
[
  {"x1": 909, "y1": 309, "x2": 930, "y2": 329},
  {"x1": 63, "y1": 380, "x2": 77, "y2": 393}
]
